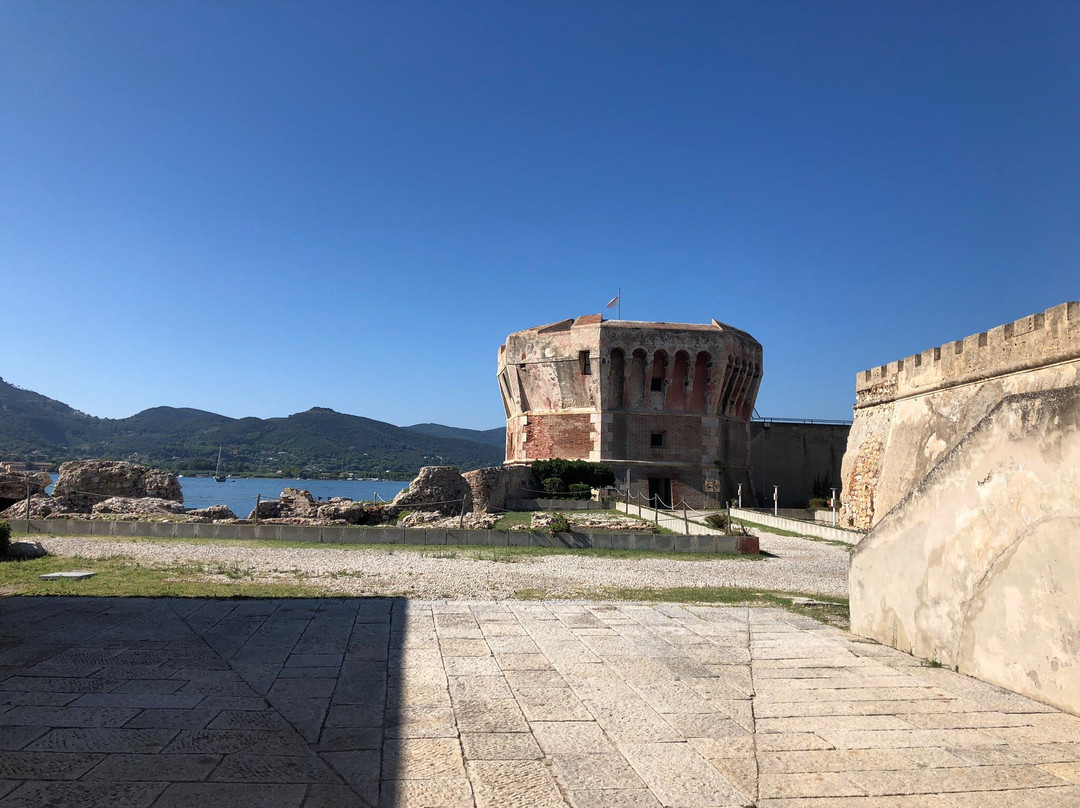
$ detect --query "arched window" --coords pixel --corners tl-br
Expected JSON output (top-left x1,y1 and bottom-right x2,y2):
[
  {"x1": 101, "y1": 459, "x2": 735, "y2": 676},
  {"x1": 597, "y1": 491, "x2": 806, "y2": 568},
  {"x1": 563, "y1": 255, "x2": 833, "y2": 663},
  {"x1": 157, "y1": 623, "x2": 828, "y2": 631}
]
[
  {"x1": 690, "y1": 351, "x2": 710, "y2": 412},
  {"x1": 628, "y1": 349, "x2": 647, "y2": 408},
  {"x1": 609, "y1": 349, "x2": 625, "y2": 409},
  {"x1": 668, "y1": 350, "x2": 689, "y2": 410}
]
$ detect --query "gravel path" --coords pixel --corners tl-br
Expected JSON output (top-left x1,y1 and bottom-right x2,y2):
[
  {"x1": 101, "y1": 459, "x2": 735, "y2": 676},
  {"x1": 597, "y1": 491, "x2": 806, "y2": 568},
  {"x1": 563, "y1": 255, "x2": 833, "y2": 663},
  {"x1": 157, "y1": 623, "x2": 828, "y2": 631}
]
[{"x1": 37, "y1": 531, "x2": 850, "y2": 599}]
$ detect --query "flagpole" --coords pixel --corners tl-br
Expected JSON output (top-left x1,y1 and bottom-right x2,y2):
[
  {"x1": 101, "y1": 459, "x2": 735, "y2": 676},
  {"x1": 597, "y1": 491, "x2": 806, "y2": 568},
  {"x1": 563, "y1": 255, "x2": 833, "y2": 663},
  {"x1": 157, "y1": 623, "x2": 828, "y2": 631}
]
[{"x1": 618, "y1": 287, "x2": 621, "y2": 320}]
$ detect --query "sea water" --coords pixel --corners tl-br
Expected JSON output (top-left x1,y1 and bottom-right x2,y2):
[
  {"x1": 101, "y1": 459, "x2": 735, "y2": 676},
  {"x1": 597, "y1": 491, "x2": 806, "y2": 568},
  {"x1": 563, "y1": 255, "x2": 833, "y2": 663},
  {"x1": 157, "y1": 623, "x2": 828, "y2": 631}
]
[{"x1": 46, "y1": 476, "x2": 409, "y2": 518}]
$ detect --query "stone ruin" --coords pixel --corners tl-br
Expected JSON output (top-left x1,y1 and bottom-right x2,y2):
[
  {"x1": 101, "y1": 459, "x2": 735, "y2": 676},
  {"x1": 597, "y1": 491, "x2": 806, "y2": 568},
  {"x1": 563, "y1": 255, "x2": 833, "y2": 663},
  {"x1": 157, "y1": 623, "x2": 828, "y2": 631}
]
[
  {"x1": 391, "y1": 466, "x2": 473, "y2": 515},
  {"x1": 1, "y1": 460, "x2": 560, "y2": 530},
  {"x1": 1, "y1": 461, "x2": 187, "y2": 520},
  {"x1": 53, "y1": 460, "x2": 183, "y2": 512},
  {"x1": 248, "y1": 487, "x2": 382, "y2": 525},
  {"x1": 0, "y1": 470, "x2": 52, "y2": 511},
  {"x1": 0, "y1": 460, "x2": 240, "y2": 522}
]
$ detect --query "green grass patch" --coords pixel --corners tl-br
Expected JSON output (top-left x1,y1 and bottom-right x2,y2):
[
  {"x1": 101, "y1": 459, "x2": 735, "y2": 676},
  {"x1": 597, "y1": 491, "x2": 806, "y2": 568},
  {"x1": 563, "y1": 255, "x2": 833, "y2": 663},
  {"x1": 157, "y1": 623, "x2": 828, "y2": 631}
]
[
  {"x1": 559, "y1": 585, "x2": 849, "y2": 627},
  {"x1": 0, "y1": 555, "x2": 326, "y2": 598},
  {"x1": 492, "y1": 512, "x2": 534, "y2": 531},
  {"x1": 512, "y1": 588, "x2": 549, "y2": 600}
]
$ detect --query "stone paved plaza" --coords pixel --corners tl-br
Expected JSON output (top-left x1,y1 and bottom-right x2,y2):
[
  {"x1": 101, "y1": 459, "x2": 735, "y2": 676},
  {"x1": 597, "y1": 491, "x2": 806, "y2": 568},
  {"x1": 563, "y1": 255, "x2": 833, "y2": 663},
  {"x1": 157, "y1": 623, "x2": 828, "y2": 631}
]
[{"x1": 2, "y1": 597, "x2": 1080, "y2": 807}]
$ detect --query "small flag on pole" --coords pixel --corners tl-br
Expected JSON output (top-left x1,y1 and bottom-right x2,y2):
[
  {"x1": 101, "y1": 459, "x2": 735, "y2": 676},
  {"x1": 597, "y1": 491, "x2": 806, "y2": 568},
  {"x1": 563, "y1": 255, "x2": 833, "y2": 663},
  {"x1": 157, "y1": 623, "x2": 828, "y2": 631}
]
[{"x1": 606, "y1": 295, "x2": 620, "y2": 309}]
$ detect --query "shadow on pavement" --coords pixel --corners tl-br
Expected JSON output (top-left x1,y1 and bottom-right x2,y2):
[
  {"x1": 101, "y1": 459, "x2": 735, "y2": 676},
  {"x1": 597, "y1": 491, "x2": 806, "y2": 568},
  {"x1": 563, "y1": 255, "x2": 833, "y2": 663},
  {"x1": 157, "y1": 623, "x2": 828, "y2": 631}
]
[{"x1": 0, "y1": 596, "x2": 405, "y2": 807}]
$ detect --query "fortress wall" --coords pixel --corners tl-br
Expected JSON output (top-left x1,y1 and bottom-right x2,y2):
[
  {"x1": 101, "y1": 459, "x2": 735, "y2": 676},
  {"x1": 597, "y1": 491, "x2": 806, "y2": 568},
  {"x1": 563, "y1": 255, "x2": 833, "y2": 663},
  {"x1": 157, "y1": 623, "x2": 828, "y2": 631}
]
[
  {"x1": 850, "y1": 386, "x2": 1080, "y2": 714},
  {"x1": 841, "y1": 301, "x2": 1080, "y2": 530},
  {"x1": 747, "y1": 422, "x2": 850, "y2": 508}
]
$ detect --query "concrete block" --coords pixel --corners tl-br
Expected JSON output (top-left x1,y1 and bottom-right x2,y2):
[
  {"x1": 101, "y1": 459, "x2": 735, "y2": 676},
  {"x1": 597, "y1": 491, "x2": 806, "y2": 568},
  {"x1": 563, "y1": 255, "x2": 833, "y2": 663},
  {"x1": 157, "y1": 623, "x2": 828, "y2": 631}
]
[
  {"x1": 672, "y1": 536, "x2": 696, "y2": 553},
  {"x1": 172, "y1": 523, "x2": 198, "y2": 539},
  {"x1": 351, "y1": 528, "x2": 383, "y2": 545},
  {"x1": 650, "y1": 534, "x2": 674, "y2": 553},
  {"x1": 298, "y1": 526, "x2": 323, "y2": 543},
  {"x1": 610, "y1": 534, "x2": 632, "y2": 551},
  {"x1": 320, "y1": 527, "x2": 345, "y2": 545},
  {"x1": 381, "y1": 528, "x2": 406, "y2": 544},
  {"x1": 508, "y1": 532, "x2": 535, "y2": 547},
  {"x1": 403, "y1": 529, "x2": 428, "y2": 545},
  {"x1": 588, "y1": 533, "x2": 613, "y2": 550},
  {"x1": 446, "y1": 530, "x2": 474, "y2": 546},
  {"x1": 148, "y1": 522, "x2": 175, "y2": 539},
  {"x1": 235, "y1": 525, "x2": 257, "y2": 541},
  {"x1": 110, "y1": 521, "x2": 139, "y2": 537},
  {"x1": 276, "y1": 526, "x2": 305, "y2": 543}
]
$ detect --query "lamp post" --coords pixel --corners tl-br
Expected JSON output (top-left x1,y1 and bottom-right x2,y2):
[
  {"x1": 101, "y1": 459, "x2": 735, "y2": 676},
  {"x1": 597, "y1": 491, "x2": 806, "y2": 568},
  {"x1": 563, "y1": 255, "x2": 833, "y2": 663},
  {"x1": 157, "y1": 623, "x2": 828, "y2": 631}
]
[
  {"x1": 830, "y1": 487, "x2": 837, "y2": 526},
  {"x1": 736, "y1": 483, "x2": 742, "y2": 509},
  {"x1": 773, "y1": 485, "x2": 778, "y2": 517}
]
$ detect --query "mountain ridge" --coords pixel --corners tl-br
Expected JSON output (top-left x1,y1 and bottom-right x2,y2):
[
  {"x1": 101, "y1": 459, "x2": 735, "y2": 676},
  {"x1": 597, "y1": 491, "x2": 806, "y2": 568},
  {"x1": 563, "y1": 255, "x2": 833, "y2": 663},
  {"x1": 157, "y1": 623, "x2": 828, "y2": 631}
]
[{"x1": 0, "y1": 377, "x2": 504, "y2": 479}]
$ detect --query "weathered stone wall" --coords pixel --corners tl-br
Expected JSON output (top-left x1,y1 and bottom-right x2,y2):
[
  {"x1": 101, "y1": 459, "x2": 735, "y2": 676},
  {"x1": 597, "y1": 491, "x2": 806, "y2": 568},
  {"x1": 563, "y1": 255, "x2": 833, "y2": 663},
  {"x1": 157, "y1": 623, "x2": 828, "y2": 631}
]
[
  {"x1": 841, "y1": 301, "x2": 1080, "y2": 530},
  {"x1": 391, "y1": 466, "x2": 472, "y2": 515},
  {"x1": 850, "y1": 386, "x2": 1080, "y2": 714},
  {"x1": 462, "y1": 465, "x2": 537, "y2": 513},
  {"x1": 52, "y1": 460, "x2": 183, "y2": 512},
  {"x1": 0, "y1": 471, "x2": 52, "y2": 511}
]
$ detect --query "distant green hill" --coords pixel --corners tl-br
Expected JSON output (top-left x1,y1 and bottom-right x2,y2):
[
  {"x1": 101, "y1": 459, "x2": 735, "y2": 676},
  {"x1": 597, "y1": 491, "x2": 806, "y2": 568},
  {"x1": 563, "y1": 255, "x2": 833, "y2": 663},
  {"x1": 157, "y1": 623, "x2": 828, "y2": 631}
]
[
  {"x1": 0, "y1": 377, "x2": 504, "y2": 479},
  {"x1": 404, "y1": 423, "x2": 505, "y2": 446}
]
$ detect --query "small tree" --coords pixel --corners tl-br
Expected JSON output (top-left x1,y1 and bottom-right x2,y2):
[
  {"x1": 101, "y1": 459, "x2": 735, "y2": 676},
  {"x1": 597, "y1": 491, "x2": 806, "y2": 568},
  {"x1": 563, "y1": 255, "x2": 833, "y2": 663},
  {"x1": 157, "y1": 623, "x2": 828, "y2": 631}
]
[
  {"x1": 532, "y1": 459, "x2": 614, "y2": 492},
  {"x1": 0, "y1": 520, "x2": 11, "y2": 558},
  {"x1": 548, "y1": 513, "x2": 571, "y2": 536},
  {"x1": 542, "y1": 477, "x2": 564, "y2": 497}
]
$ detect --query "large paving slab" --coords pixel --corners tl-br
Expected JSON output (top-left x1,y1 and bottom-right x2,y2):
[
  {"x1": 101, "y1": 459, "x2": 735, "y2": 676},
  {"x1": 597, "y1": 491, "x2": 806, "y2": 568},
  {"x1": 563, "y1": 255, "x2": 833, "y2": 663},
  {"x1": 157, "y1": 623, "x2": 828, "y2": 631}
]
[{"x1": 0, "y1": 597, "x2": 1079, "y2": 806}]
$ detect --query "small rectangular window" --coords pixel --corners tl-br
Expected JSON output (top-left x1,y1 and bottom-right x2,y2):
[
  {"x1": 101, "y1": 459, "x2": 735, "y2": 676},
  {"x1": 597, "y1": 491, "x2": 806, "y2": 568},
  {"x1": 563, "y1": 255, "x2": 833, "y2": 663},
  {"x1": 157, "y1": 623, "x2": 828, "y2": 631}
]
[
  {"x1": 650, "y1": 432, "x2": 664, "y2": 448},
  {"x1": 579, "y1": 351, "x2": 591, "y2": 375},
  {"x1": 650, "y1": 377, "x2": 663, "y2": 392}
]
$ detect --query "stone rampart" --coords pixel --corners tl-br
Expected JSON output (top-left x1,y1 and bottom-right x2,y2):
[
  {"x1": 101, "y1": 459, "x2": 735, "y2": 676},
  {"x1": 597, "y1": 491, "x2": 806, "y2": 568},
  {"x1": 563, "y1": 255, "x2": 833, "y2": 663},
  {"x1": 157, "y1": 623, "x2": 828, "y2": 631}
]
[
  {"x1": 850, "y1": 386, "x2": 1080, "y2": 714},
  {"x1": 841, "y1": 301, "x2": 1080, "y2": 530},
  {"x1": 855, "y1": 301, "x2": 1080, "y2": 408}
]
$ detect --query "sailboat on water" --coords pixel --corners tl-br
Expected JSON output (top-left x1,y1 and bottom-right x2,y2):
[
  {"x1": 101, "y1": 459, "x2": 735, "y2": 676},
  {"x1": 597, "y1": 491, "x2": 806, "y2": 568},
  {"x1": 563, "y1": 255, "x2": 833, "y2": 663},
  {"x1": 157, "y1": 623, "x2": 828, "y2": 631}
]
[{"x1": 215, "y1": 447, "x2": 227, "y2": 482}]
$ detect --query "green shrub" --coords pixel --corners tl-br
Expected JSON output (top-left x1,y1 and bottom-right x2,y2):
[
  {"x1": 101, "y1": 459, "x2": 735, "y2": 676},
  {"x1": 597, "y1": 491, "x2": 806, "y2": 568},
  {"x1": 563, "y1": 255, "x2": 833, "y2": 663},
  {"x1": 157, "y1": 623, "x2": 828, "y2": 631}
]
[
  {"x1": 542, "y1": 477, "x2": 564, "y2": 496},
  {"x1": 548, "y1": 513, "x2": 571, "y2": 535},
  {"x1": 532, "y1": 459, "x2": 615, "y2": 490},
  {"x1": 567, "y1": 483, "x2": 591, "y2": 501},
  {"x1": 808, "y1": 498, "x2": 831, "y2": 511},
  {"x1": 704, "y1": 513, "x2": 729, "y2": 530},
  {"x1": 0, "y1": 520, "x2": 10, "y2": 557}
]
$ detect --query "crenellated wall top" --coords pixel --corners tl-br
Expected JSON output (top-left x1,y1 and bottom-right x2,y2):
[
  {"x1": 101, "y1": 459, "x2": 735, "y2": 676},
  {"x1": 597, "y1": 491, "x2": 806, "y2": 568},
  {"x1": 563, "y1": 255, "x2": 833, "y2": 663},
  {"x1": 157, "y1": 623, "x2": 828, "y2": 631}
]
[{"x1": 855, "y1": 301, "x2": 1080, "y2": 409}]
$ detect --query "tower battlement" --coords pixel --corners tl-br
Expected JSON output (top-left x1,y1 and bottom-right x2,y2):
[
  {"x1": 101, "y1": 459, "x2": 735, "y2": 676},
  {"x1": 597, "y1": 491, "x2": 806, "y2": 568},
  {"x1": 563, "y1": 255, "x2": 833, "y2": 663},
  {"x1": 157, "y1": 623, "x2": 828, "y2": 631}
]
[{"x1": 855, "y1": 301, "x2": 1080, "y2": 409}]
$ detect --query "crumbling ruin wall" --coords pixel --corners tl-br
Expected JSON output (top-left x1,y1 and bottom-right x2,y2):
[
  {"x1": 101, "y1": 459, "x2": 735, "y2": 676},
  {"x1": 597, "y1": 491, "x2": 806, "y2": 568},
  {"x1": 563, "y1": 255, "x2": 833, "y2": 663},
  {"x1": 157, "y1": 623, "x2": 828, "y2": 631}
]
[
  {"x1": 850, "y1": 386, "x2": 1080, "y2": 714},
  {"x1": 841, "y1": 301, "x2": 1080, "y2": 530}
]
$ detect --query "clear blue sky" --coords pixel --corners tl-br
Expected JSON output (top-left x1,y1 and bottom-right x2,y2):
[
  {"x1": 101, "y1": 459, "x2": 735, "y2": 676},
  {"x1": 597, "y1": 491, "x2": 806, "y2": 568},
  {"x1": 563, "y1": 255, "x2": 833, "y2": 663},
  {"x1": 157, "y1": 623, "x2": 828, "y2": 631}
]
[{"x1": 2, "y1": 2, "x2": 1077, "y2": 429}]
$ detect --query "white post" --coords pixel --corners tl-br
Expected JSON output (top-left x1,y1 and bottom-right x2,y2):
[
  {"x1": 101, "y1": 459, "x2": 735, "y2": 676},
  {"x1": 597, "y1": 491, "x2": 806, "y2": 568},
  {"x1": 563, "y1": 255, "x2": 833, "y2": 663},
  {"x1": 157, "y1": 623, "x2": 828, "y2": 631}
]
[
  {"x1": 773, "y1": 485, "x2": 778, "y2": 517},
  {"x1": 831, "y1": 487, "x2": 838, "y2": 526},
  {"x1": 737, "y1": 483, "x2": 742, "y2": 509}
]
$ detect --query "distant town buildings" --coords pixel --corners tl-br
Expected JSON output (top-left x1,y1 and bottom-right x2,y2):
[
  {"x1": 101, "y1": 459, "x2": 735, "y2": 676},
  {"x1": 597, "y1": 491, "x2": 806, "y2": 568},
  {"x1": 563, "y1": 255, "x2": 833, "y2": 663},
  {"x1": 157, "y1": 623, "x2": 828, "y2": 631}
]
[{"x1": 0, "y1": 461, "x2": 51, "y2": 474}]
